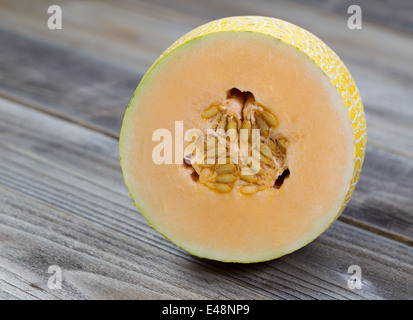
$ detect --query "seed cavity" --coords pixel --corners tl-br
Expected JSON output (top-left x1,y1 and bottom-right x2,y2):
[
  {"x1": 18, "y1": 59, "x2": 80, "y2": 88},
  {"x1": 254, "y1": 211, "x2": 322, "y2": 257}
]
[
  {"x1": 274, "y1": 169, "x2": 290, "y2": 189},
  {"x1": 186, "y1": 88, "x2": 289, "y2": 195}
]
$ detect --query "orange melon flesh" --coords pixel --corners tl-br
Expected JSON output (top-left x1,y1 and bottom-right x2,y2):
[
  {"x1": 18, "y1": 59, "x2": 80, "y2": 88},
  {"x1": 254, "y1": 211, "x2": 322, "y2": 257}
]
[{"x1": 120, "y1": 18, "x2": 366, "y2": 262}]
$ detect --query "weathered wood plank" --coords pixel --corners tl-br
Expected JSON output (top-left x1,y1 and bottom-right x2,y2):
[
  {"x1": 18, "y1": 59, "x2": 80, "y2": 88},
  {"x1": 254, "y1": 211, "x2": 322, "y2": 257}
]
[
  {"x1": 290, "y1": 0, "x2": 413, "y2": 34},
  {"x1": 0, "y1": 264, "x2": 58, "y2": 300},
  {"x1": 0, "y1": 285, "x2": 21, "y2": 300},
  {"x1": 1, "y1": 188, "x2": 266, "y2": 300},
  {"x1": 0, "y1": 99, "x2": 412, "y2": 299},
  {"x1": 344, "y1": 146, "x2": 413, "y2": 244},
  {"x1": 0, "y1": 0, "x2": 189, "y2": 74},
  {"x1": 0, "y1": 27, "x2": 137, "y2": 137}
]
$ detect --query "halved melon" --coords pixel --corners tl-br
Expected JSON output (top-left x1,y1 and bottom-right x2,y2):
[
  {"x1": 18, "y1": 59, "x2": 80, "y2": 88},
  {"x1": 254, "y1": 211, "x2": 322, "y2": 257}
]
[{"x1": 119, "y1": 16, "x2": 367, "y2": 263}]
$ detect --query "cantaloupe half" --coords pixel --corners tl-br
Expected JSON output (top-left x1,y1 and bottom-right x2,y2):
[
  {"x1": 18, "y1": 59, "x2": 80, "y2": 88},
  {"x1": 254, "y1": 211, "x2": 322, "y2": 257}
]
[{"x1": 119, "y1": 16, "x2": 367, "y2": 263}]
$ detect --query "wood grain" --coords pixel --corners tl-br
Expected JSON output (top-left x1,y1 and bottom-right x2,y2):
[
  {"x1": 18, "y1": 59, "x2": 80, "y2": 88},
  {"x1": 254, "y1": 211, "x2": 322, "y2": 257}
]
[
  {"x1": 0, "y1": 0, "x2": 412, "y2": 300},
  {"x1": 1, "y1": 188, "x2": 267, "y2": 300},
  {"x1": 291, "y1": 0, "x2": 413, "y2": 34},
  {"x1": 0, "y1": 98, "x2": 412, "y2": 299},
  {"x1": 0, "y1": 27, "x2": 137, "y2": 137}
]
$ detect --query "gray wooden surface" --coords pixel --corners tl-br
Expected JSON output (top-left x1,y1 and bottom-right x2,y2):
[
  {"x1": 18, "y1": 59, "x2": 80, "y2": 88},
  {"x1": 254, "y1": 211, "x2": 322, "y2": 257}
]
[{"x1": 0, "y1": 0, "x2": 412, "y2": 300}]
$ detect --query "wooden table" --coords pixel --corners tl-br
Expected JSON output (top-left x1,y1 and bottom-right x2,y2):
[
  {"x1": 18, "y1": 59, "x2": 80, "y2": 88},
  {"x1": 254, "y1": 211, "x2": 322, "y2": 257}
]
[{"x1": 0, "y1": 0, "x2": 412, "y2": 300}]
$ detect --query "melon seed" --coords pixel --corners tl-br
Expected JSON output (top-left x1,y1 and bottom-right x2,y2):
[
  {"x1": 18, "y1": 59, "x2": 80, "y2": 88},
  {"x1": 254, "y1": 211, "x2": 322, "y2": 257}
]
[
  {"x1": 215, "y1": 164, "x2": 236, "y2": 174},
  {"x1": 277, "y1": 138, "x2": 287, "y2": 154},
  {"x1": 198, "y1": 163, "x2": 214, "y2": 168},
  {"x1": 260, "y1": 154, "x2": 273, "y2": 165},
  {"x1": 213, "y1": 183, "x2": 232, "y2": 193},
  {"x1": 227, "y1": 117, "x2": 238, "y2": 142},
  {"x1": 267, "y1": 139, "x2": 278, "y2": 153},
  {"x1": 260, "y1": 142, "x2": 273, "y2": 159},
  {"x1": 253, "y1": 149, "x2": 272, "y2": 165},
  {"x1": 217, "y1": 116, "x2": 228, "y2": 132},
  {"x1": 256, "y1": 116, "x2": 269, "y2": 136},
  {"x1": 260, "y1": 110, "x2": 278, "y2": 127},
  {"x1": 202, "y1": 105, "x2": 219, "y2": 119},
  {"x1": 240, "y1": 119, "x2": 252, "y2": 136},
  {"x1": 239, "y1": 174, "x2": 258, "y2": 183},
  {"x1": 240, "y1": 185, "x2": 260, "y2": 195},
  {"x1": 216, "y1": 174, "x2": 236, "y2": 183}
]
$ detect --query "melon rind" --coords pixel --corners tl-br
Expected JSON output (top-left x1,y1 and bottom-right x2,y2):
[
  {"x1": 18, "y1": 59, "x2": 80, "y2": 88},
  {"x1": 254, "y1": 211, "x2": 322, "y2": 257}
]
[{"x1": 119, "y1": 16, "x2": 367, "y2": 262}]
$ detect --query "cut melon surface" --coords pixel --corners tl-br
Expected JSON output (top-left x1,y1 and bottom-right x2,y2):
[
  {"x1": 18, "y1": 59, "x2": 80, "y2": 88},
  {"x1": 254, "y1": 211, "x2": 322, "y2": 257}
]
[{"x1": 119, "y1": 16, "x2": 367, "y2": 263}]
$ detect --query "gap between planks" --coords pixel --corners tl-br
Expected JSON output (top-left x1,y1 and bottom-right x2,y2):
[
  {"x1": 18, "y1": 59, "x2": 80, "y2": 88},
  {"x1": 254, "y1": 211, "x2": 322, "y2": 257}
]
[{"x1": 339, "y1": 215, "x2": 413, "y2": 247}]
